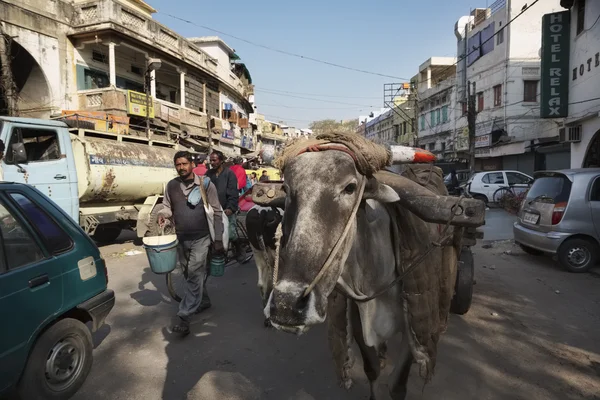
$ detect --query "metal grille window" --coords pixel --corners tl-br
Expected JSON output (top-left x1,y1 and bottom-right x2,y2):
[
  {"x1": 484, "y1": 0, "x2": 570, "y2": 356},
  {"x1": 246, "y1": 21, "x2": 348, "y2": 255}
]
[{"x1": 477, "y1": 92, "x2": 484, "y2": 112}]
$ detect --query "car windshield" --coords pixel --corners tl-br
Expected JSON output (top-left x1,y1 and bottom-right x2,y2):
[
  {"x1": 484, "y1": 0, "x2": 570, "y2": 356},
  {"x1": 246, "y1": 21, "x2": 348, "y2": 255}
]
[{"x1": 525, "y1": 176, "x2": 572, "y2": 204}]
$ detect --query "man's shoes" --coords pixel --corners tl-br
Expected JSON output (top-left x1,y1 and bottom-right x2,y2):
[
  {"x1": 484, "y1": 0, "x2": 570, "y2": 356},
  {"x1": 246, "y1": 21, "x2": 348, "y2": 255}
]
[{"x1": 172, "y1": 316, "x2": 190, "y2": 336}]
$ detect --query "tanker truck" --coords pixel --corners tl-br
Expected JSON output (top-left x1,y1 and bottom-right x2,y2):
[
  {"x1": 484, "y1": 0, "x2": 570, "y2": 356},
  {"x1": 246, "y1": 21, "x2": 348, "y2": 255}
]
[{"x1": 0, "y1": 117, "x2": 183, "y2": 242}]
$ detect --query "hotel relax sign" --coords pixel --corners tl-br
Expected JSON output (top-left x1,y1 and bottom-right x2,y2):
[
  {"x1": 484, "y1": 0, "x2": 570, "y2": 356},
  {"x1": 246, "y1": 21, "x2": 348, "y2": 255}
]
[{"x1": 540, "y1": 11, "x2": 570, "y2": 118}]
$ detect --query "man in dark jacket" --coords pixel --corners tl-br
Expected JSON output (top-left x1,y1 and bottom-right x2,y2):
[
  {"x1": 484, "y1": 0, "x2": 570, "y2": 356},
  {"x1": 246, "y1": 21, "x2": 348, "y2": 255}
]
[
  {"x1": 206, "y1": 151, "x2": 251, "y2": 264},
  {"x1": 158, "y1": 151, "x2": 223, "y2": 335}
]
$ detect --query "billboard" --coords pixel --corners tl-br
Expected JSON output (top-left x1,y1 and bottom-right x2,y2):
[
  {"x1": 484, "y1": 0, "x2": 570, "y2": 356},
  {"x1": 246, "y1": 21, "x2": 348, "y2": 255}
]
[
  {"x1": 540, "y1": 11, "x2": 570, "y2": 118},
  {"x1": 127, "y1": 90, "x2": 154, "y2": 118}
]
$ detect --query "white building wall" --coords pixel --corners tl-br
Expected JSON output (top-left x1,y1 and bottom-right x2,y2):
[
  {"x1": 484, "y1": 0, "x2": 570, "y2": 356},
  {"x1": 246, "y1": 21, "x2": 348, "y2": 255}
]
[{"x1": 567, "y1": 0, "x2": 600, "y2": 168}]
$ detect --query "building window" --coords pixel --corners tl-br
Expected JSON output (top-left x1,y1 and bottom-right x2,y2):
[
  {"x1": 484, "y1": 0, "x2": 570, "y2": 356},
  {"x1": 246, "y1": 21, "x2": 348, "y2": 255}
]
[
  {"x1": 420, "y1": 115, "x2": 425, "y2": 130},
  {"x1": 430, "y1": 111, "x2": 435, "y2": 126},
  {"x1": 523, "y1": 80, "x2": 538, "y2": 102},
  {"x1": 577, "y1": 0, "x2": 586, "y2": 35},
  {"x1": 477, "y1": 92, "x2": 484, "y2": 112},
  {"x1": 496, "y1": 28, "x2": 504, "y2": 45},
  {"x1": 462, "y1": 102, "x2": 467, "y2": 115},
  {"x1": 493, "y1": 85, "x2": 502, "y2": 106},
  {"x1": 436, "y1": 109, "x2": 441, "y2": 125},
  {"x1": 441, "y1": 105, "x2": 448, "y2": 122},
  {"x1": 402, "y1": 121, "x2": 407, "y2": 134}
]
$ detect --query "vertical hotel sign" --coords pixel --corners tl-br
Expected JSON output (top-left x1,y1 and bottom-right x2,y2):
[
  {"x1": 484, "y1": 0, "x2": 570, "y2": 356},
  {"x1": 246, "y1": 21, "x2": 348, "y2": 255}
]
[{"x1": 540, "y1": 11, "x2": 570, "y2": 118}]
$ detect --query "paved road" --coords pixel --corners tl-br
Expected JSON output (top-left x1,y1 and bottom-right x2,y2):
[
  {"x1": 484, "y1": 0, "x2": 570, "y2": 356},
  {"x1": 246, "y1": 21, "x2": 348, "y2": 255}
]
[
  {"x1": 73, "y1": 234, "x2": 600, "y2": 400},
  {"x1": 481, "y1": 207, "x2": 517, "y2": 241}
]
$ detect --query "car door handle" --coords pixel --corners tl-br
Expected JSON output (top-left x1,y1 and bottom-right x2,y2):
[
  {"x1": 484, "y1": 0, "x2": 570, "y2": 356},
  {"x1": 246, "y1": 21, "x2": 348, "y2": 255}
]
[
  {"x1": 29, "y1": 274, "x2": 49, "y2": 288},
  {"x1": 54, "y1": 174, "x2": 67, "y2": 180},
  {"x1": 483, "y1": 185, "x2": 489, "y2": 187}
]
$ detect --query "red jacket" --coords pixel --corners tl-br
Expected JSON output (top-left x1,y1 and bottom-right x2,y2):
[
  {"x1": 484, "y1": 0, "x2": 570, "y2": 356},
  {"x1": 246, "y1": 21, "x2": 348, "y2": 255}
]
[
  {"x1": 229, "y1": 165, "x2": 247, "y2": 190},
  {"x1": 193, "y1": 164, "x2": 207, "y2": 176}
]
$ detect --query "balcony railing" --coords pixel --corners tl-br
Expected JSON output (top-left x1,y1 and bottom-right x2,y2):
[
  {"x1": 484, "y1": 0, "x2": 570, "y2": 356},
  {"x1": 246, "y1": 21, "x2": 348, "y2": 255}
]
[{"x1": 72, "y1": 0, "x2": 249, "y2": 100}]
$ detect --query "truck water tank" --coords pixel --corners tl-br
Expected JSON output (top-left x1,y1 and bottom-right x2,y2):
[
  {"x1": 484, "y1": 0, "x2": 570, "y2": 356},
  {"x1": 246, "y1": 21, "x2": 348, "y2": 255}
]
[{"x1": 71, "y1": 135, "x2": 178, "y2": 203}]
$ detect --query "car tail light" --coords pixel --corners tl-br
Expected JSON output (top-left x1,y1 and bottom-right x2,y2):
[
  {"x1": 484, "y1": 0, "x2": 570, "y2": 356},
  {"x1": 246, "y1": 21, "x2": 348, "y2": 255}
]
[
  {"x1": 101, "y1": 257, "x2": 109, "y2": 284},
  {"x1": 552, "y1": 201, "x2": 567, "y2": 225}
]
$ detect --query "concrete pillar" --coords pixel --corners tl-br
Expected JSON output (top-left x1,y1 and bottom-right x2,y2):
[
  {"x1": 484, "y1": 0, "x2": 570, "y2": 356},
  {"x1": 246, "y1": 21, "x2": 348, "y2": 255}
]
[
  {"x1": 150, "y1": 69, "x2": 156, "y2": 98},
  {"x1": 203, "y1": 82, "x2": 207, "y2": 113},
  {"x1": 108, "y1": 42, "x2": 116, "y2": 87},
  {"x1": 218, "y1": 90, "x2": 222, "y2": 118},
  {"x1": 179, "y1": 69, "x2": 186, "y2": 107},
  {"x1": 426, "y1": 67, "x2": 432, "y2": 90}
]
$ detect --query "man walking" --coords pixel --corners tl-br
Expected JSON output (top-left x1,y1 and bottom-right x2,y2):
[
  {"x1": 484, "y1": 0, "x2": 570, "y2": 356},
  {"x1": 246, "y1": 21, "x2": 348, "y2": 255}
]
[
  {"x1": 206, "y1": 151, "x2": 251, "y2": 264},
  {"x1": 158, "y1": 151, "x2": 223, "y2": 335}
]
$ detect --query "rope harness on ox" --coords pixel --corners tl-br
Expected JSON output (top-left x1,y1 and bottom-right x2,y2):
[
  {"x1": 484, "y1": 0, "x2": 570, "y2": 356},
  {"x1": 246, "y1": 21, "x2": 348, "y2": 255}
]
[{"x1": 271, "y1": 142, "x2": 465, "y2": 302}]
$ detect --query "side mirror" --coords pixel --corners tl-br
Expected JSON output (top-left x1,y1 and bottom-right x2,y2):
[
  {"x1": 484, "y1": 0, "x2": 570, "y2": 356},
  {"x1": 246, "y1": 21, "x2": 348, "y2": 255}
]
[{"x1": 11, "y1": 143, "x2": 27, "y2": 164}]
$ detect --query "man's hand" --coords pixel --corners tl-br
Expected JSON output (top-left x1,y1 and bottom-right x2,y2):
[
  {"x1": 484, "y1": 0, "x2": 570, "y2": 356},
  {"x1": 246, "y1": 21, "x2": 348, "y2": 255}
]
[
  {"x1": 158, "y1": 215, "x2": 166, "y2": 228},
  {"x1": 224, "y1": 209, "x2": 233, "y2": 217},
  {"x1": 213, "y1": 240, "x2": 224, "y2": 253}
]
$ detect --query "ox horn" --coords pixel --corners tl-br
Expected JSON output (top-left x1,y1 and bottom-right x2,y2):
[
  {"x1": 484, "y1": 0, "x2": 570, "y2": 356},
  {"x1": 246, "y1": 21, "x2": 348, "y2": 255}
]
[{"x1": 388, "y1": 145, "x2": 436, "y2": 164}]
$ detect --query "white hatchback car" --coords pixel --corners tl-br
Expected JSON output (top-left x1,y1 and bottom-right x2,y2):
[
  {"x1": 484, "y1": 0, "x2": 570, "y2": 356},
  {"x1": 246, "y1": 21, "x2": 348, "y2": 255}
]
[{"x1": 466, "y1": 170, "x2": 533, "y2": 203}]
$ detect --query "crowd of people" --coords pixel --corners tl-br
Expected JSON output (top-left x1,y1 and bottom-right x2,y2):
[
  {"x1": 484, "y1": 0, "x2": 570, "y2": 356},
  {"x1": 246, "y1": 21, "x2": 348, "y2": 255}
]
[{"x1": 158, "y1": 150, "x2": 265, "y2": 336}]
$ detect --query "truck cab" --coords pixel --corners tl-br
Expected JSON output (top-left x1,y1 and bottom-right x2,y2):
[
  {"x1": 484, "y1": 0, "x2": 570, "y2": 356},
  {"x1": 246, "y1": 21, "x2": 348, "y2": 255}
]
[
  {"x1": 0, "y1": 118, "x2": 80, "y2": 222},
  {"x1": 0, "y1": 117, "x2": 179, "y2": 242}
]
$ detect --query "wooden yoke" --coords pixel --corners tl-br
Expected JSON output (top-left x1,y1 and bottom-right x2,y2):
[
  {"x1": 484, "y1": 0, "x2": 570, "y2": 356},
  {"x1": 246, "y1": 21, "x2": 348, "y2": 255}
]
[
  {"x1": 252, "y1": 174, "x2": 485, "y2": 228},
  {"x1": 373, "y1": 170, "x2": 485, "y2": 228}
]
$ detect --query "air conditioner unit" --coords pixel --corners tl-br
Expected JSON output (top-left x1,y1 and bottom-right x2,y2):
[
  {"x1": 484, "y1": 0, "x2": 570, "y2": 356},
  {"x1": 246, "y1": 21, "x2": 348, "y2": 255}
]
[
  {"x1": 559, "y1": 126, "x2": 582, "y2": 143},
  {"x1": 568, "y1": 126, "x2": 582, "y2": 142}
]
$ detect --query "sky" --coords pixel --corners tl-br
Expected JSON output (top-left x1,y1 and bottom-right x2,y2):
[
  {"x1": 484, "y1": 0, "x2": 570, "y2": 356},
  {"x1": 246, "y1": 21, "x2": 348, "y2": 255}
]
[{"x1": 150, "y1": 0, "x2": 480, "y2": 128}]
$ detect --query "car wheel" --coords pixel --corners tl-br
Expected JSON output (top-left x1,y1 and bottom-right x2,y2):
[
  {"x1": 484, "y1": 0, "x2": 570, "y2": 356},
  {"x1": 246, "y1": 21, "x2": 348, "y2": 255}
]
[
  {"x1": 519, "y1": 244, "x2": 543, "y2": 256},
  {"x1": 558, "y1": 238, "x2": 598, "y2": 273},
  {"x1": 18, "y1": 318, "x2": 93, "y2": 400}
]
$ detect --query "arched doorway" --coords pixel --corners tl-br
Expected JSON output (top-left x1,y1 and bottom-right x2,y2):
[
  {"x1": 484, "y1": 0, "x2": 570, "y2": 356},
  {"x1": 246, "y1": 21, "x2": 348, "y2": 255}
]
[
  {"x1": 0, "y1": 37, "x2": 51, "y2": 118},
  {"x1": 583, "y1": 129, "x2": 600, "y2": 168}
]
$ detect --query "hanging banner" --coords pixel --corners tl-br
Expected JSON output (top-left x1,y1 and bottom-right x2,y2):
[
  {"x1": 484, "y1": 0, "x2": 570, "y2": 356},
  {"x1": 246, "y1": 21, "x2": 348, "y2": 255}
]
[{"x1": 540, "y1": 11, "x2": 570, "y2": 118}]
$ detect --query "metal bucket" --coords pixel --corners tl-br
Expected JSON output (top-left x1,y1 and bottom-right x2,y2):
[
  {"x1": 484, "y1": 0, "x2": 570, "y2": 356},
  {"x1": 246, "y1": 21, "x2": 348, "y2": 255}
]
[
  {"x1": 142, "y1": 235, "x2": 178, "y2": 274},
  {"x1": 209, "y1": 254, "x2": 226, "y2": 277}
]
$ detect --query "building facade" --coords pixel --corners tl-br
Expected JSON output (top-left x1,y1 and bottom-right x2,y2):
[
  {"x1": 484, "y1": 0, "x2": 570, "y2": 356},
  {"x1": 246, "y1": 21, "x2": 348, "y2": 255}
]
[
  {"x1": 454, "y1": 0, "x2": 566, "y2": 174},
  {"x1": 415, "y1": 57, "x2": 457, "y2": 161},
  {"x1": 363, "y1": 95, "x2": 415, "y2": 146},
  {"x1": 0, "y1": 0, "x2": 261, "y2": 156},
  {"x1": 556, "y1": 0, "x2": 600, "y2": 168}
]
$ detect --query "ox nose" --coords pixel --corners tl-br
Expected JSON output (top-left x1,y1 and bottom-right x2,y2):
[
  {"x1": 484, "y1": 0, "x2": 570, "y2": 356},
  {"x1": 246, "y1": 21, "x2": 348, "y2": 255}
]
[{"x1": 268, "y1": 283, "x2": 313, "y2": 325}]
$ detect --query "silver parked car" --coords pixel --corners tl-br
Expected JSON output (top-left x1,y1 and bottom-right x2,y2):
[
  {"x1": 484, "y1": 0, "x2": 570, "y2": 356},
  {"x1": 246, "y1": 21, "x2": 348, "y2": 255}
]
[{"x1": 513, "y1": 168, "x2": 600, "y2": 272}]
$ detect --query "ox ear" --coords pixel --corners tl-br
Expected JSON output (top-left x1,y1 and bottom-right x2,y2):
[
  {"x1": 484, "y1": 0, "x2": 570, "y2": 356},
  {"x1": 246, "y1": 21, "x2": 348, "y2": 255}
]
[{"x1": 362, "y1": 177, "x2": 400, "y2": 203}]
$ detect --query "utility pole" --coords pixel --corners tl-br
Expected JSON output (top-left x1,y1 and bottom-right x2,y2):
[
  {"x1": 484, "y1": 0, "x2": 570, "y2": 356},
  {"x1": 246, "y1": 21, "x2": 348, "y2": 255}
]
[
  {"x1": 0, "y1": 28, "x2": 17, "y2": 116},
  {"x1": 144, "y1": 70, "x2": 151, "y2": 138},
  {"x1": 467, "y1": 80, "x2": 477, "y2": 173}
]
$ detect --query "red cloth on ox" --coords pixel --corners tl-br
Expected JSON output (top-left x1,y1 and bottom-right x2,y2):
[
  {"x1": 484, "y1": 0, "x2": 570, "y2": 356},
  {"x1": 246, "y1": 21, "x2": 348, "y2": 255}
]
[{"x1": 230, "y1": 165, "x2": 247, "y2": 190}]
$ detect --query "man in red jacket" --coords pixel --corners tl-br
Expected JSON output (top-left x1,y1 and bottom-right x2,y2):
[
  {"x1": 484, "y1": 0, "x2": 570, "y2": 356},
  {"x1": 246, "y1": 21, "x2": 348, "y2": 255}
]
[{"x1": 229, "y1": 157, "x2": 248, "y2": 193}]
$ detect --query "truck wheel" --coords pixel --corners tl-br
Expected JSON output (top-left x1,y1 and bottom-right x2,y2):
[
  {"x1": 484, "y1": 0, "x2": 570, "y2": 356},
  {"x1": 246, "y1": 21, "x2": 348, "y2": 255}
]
[
  {"x1": 18, "y1": 318, "x2": 93, "y2": 400},
  {"x1": 148, "y1": 204, "x2": 175, "y2": 236},
  {"x1": 92, "y1": 225, "x2": 122, "y2": 243},
  {"x1": 450, "y1": 248, "x2": 474, "y2": 315}
]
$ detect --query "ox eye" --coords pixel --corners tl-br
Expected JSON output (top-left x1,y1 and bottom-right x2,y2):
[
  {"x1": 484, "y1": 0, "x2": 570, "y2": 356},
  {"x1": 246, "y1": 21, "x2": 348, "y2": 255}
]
[{"x1": 343, "y1": 183, "x2": 357, "y2": 194}]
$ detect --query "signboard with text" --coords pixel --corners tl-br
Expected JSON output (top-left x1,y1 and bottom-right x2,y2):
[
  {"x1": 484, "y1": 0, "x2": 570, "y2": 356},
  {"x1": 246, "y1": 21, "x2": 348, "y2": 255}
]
[
  {"x1": 540, "y1": 11, "x2": 570, "y2": 118},
  {"x1": 127, "y1": 90, "x2": 154, "y2": 118}
]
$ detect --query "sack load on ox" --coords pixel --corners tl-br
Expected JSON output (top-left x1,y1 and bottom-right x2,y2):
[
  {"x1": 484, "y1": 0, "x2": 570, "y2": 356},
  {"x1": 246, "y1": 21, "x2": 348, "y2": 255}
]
[{"x1": 245, "y1": 131, "x2": 485, "y2": 400}]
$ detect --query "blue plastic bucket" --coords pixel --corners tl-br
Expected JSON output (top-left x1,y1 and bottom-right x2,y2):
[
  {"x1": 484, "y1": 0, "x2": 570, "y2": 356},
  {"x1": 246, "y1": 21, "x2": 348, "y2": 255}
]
[{"x1": 142, "y1": 235, "x2": 178, "y2": 274}]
